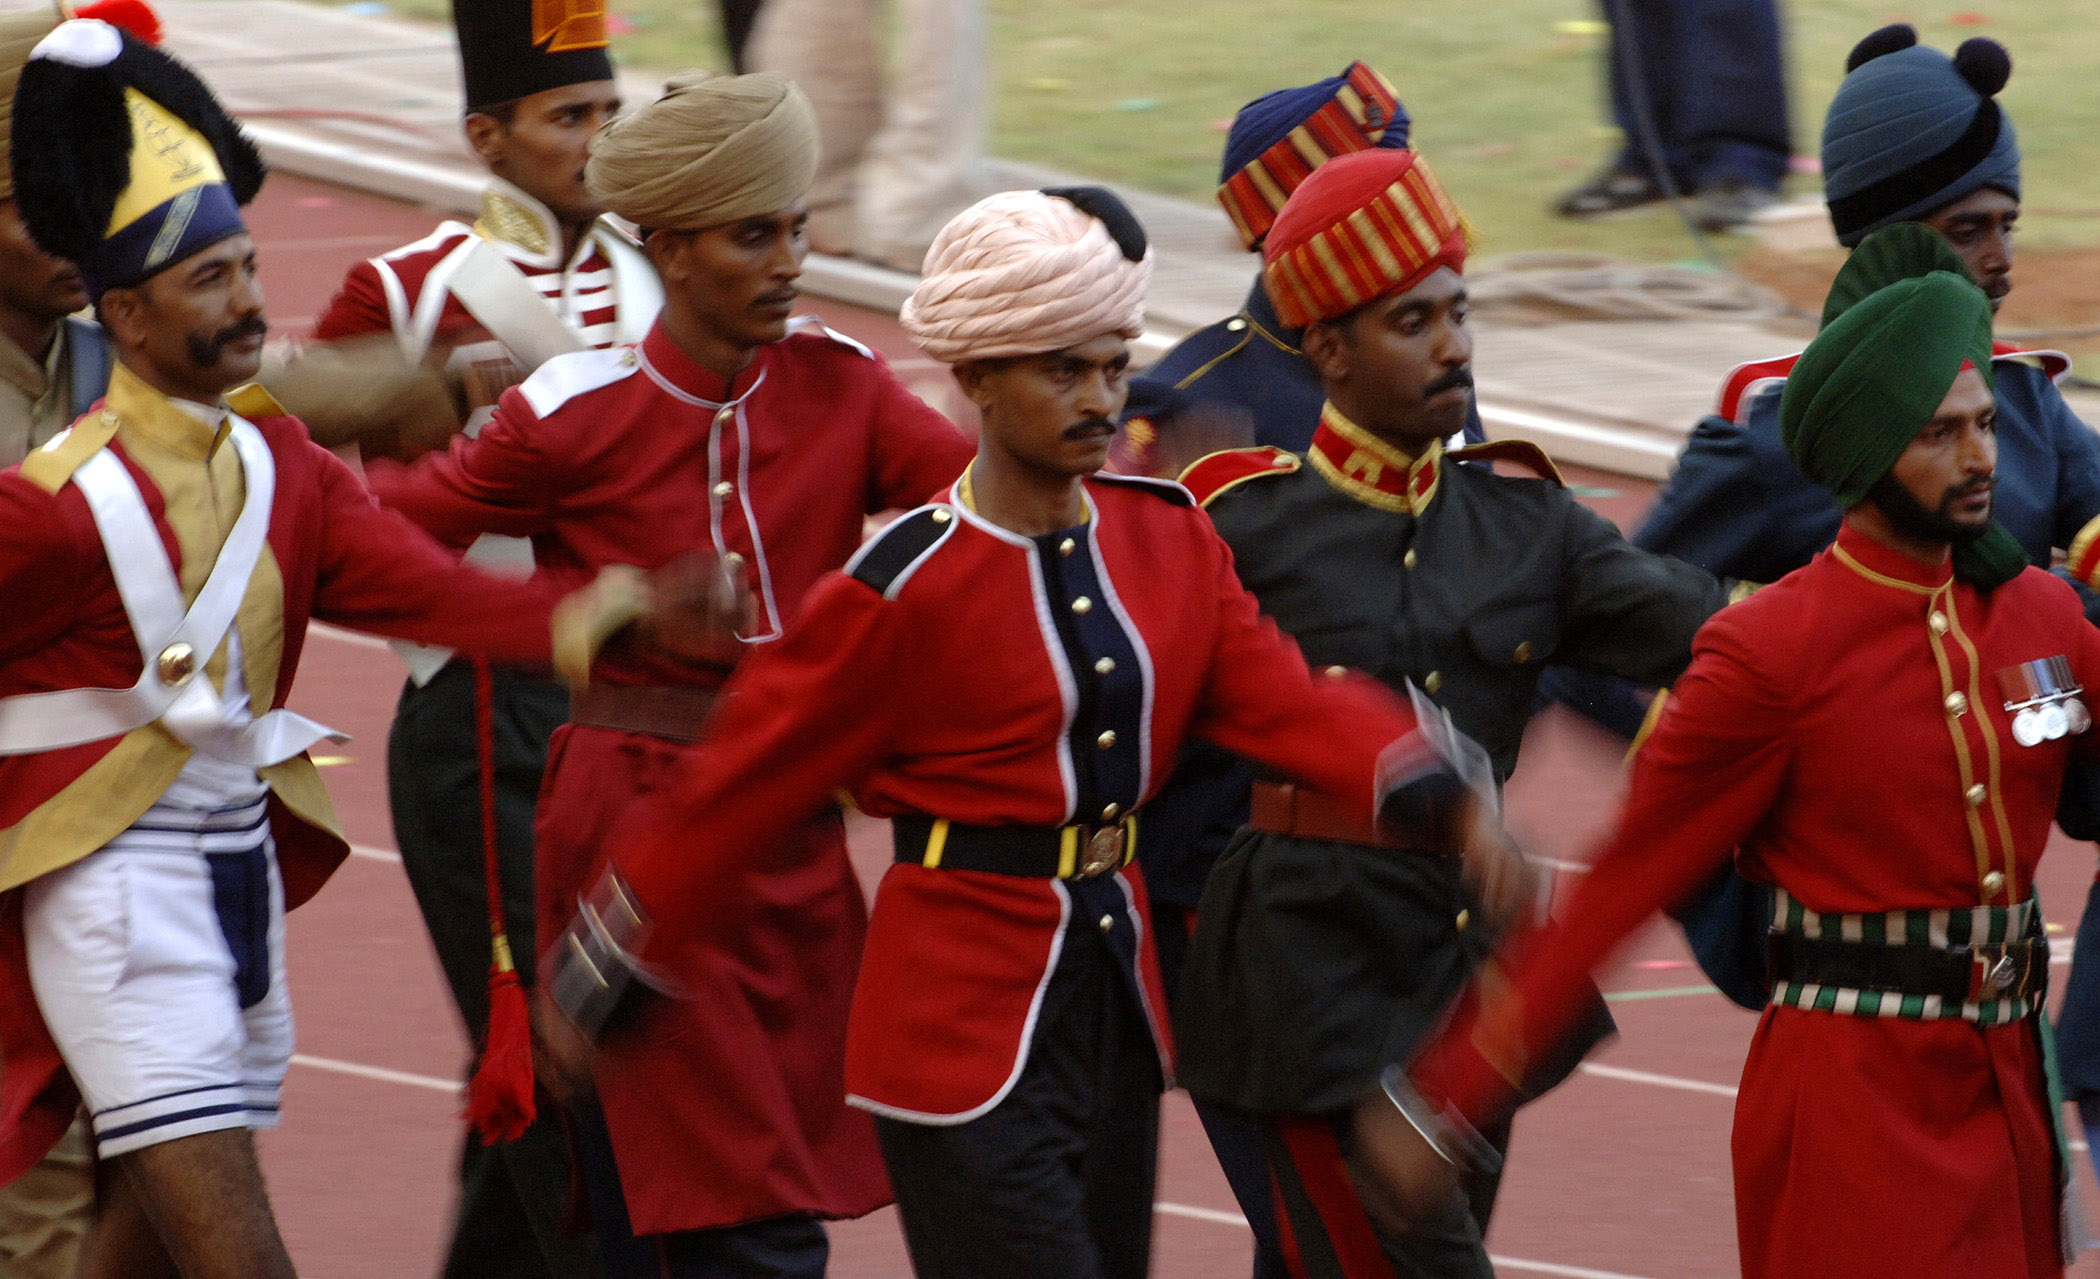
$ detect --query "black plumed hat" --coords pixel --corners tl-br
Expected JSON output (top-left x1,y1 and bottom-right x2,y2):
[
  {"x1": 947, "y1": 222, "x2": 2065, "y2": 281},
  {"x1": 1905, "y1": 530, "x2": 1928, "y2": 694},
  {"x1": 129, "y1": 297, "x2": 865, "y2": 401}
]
[{"x1": 12, "y1": 19, "x2": 261, "y2": 292}]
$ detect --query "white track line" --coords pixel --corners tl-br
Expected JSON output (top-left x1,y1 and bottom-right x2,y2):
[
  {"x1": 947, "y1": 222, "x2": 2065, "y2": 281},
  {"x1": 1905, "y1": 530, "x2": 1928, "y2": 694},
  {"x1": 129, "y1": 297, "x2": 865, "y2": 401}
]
[
  {"x1": 308, "y1": 622, "x2": 395, "y2": 652},
  {"x1": 1153, "y1": 1203, "x2": 1659, "y2": 1279},
  {"x1": 289, "y1": 1052, "x2": 458, "y2": 1094},
  {"x1": 1578, "y1": 1062, "x2": 1738, "y2": 1099}
]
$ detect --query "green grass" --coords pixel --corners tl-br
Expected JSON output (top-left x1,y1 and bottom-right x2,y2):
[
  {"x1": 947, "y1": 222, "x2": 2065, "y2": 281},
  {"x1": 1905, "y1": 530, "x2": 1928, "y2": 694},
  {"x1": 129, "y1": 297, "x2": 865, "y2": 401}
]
[{"x1": 331, "y1": 0, "x2": 2100, "y2": 261}]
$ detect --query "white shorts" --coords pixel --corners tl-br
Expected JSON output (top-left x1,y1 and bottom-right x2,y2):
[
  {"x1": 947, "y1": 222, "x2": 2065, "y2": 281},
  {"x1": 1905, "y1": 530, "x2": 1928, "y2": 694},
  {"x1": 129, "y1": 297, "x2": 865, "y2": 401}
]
[{"x1": 23, "y1": 795, "x2": 293, "y2": 1159}]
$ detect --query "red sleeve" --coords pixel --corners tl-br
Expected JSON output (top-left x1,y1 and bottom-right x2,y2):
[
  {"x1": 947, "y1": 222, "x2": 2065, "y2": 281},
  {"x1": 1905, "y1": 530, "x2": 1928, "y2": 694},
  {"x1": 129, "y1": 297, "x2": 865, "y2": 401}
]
[
  {"x1": 306, "y1": 439, "x2": 560, "y2": 662},
  {"x1": 309, "y1": 260, "x2": 393, "y2": 342},
  {"x1": 866, "y1": 367, "x2": 974, "y2": 513},
  {"x1": 1189, "y1": 527, "x2": 1437, "y2": 819},
  {"x1": 363, "y1": 383, "x2": 556, "y2": 548},
  {"x1": 1414, "y1": 611, "x2": 1791, "y2": 1122},
  {"x1": 0, "y1": 477, "x2": 86, "y2": 663},
  {"x1": 615, "y1": 572, "x2": 907, "y2": 948}
]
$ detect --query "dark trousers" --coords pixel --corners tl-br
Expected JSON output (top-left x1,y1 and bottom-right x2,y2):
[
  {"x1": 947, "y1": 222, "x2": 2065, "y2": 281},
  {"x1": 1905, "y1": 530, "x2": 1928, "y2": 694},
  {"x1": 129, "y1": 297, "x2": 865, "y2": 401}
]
[
  {"x1": 566, "y1": 1092, "x2": 829, "y2": 1279},
  {"x1": 1152, "y1": 901, "x2": 1289, "y2": 1279},
  {"x1": 388, "y1": 661, "x2": 598, "y2": 1279},
  {"x1": 1261, "y1": 1111, "x2": 1510, "y2": 1279},
  {"x1": 1603, "y1": 0, "x2": 1790, "y2": 190},
  {"x1": 875, "y1": 881, "x2": 1164, "y2": 1279}
]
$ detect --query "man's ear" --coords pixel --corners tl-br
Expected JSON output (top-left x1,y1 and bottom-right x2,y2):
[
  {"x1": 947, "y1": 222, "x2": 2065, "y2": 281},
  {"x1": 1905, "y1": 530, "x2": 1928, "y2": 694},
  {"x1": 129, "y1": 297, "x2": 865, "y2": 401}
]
[
  {"x1": 1301, "y1": 318, "x2": 1350, "y2": 386},
  {"x1": 952, "y1": 361, "x2": 996, "y2": 415},
  {"x1": 463, "y1": 112, "x2": 507, "y2": 167},
  {"x1": 96, "y1": 286, "x2": 145, "y2": 353},
  {"x1": 642, "y1": 230, "x2": 686, "y2": 289}
]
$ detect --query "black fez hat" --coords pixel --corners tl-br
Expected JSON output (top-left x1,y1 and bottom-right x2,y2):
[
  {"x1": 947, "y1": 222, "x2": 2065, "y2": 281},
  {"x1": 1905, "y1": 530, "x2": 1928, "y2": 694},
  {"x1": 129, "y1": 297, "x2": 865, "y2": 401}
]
[{"x1": 453, "y1": 0, "x2": 615, "y2": 114}]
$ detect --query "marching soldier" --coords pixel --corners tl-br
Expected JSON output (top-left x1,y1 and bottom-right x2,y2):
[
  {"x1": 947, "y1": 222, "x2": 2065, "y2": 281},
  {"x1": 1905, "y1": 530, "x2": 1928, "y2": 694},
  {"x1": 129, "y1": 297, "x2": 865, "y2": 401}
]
[
  {"x1": 367, "y1": 72, "x2": 973, "y2": 1275},
  {"x1": 531, "y1": 182, "x2": 1527, "y2": 1279},
  {"x1": 1389, "y1": 248, "x2": 2092, "y2": 1279},
  {"x1": 306, "y1": 4, "x2": 656, "y2": 1271},
  {"x1": 0, "y1": 22, "x2": 654, "y2": 1276},
  {"x1": 1168, "y1": 146, "x2": 1727, "y2": 1277}
]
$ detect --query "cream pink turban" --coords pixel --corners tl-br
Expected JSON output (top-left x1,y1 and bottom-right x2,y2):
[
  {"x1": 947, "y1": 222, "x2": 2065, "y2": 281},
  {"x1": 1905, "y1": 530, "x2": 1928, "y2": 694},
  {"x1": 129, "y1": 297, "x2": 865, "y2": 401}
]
[{"x1": 901, "y1": 187, "x2": 1153, "y2": 364}]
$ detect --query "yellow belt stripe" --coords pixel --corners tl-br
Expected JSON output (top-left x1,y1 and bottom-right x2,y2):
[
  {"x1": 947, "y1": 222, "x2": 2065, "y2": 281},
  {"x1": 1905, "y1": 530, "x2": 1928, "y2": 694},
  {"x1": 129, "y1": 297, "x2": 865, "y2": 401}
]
[
  {"x1": 923, "y1": 818, "x2": 950, "y2": 869},
  {"x1": 1057, "y1": 827, "x2": 1079, "y2": 879}
]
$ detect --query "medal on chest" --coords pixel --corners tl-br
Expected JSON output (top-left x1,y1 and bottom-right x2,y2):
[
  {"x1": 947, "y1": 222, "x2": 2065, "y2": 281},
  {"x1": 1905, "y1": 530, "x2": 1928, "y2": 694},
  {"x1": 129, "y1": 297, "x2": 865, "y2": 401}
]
[{"x1": 1994, "y1": 656, "x2": 2090, "y2": 746}]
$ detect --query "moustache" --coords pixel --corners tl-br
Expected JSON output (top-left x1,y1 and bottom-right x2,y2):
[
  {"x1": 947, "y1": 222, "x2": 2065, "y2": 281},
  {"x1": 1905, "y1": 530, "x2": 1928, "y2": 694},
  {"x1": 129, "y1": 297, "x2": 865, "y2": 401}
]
[
  {"x1": 186, "y1": 316, "x2": 269, "y2": 369},
  {"x1": 1946, "y1": 475, "x2": 1997, "y2": 504},
  {"x1": 1424, "y1": 367, "x2": 1474, "y2": 399},
  {"x1": 1063, "y1": 417, "x2": 1117, "y2": 441}
]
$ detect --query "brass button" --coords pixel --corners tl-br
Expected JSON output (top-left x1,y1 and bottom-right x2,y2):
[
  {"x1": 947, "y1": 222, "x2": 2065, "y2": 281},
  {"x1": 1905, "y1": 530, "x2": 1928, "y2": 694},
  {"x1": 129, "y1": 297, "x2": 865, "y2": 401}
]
[
  {"x1": 1929, "y1": 611, "x2": 1949, "y2": 635},
  {"x1": 1272, "y1": 456, "x2": 1293, "y2": 469},
  {"x1": 1424, "y1": 670, "x2": 1443, "y2": 694},
  {"x1": 1966, "y1": 783, "x2": 1987, "y2": 807},
  {"x1": 1059, "y1": 538, "x2": 1077, "y2": 556},
  {"x1": 930, "y1": 509, "x2": 952, "y2": 524},
  {"x1": 1403, "y1": 548, "x2": 1418, "y2": 570},
  {"x1": 713, "y1": 405, "x2": 734, "y2": 425},
  {"x1": 620, "y1": 349, "x2": 637, "y2": 366},
  {"x1": 157, "y1": 641, "x2": 196, "y2": 685},
  {"x1": 1101, "y1": 804, "x2": 1120, "y2": 821},
  {"x1": 1097, "y1": 730, "x2": 1117, "y2": 750},
  {"x1": 1982, "y1": 870, "x2": 2006, "y2": 896},
  {"x1": 1455, "y1": 909, "x2": 1470, "y2": 932},
  {"x1": 1225, "y1": 318, "x2": 1248, "y2": 332},
  {"x1": 1945, "y1": 691, "x2": 1968, "y2": 716},
  {"x1": 1513, "y1": 641, "x2": 1533, "y2": 664},
  {"x1": 1094, "y1": 657, "x2": 1115, "y2": 675},
  {"x1": 1324, "y1": 664, "x2": 1348, "y2": 680},
  {"x1": 1099, "y1": 914, "x2": 1116, "y2": 932},
  {"x1": 1071, "y1": 596, "x2": 1093, "y2": 615},
  {"x1": 712, "y1": 481, "x2": 734, "y2": 498}
]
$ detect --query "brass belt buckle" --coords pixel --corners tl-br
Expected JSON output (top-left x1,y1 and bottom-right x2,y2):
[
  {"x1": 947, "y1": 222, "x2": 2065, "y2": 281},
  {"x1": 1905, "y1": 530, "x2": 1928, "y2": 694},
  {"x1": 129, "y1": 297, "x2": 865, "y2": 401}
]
[
  {"x1": 1969, "y1": 944, "x2": 2018, "y2": 1001},
  {"x1": 1077, "y1": 822, "x2": 1126, "y2": 878}
]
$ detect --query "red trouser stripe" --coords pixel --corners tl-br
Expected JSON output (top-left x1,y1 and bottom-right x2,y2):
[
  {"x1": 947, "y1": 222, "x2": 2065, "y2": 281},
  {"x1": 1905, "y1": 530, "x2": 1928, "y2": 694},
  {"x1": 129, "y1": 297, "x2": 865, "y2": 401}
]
[{"x1": 1265, "y1": 1114, "x2": 1390, "y2": 1279}]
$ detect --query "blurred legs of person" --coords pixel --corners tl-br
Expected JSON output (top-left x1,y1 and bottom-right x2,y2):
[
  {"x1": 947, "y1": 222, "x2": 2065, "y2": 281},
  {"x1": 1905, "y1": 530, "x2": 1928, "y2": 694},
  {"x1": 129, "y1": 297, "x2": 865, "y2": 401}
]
[
  {"x1": 1557, "y1": 0, "x2": 1790, "y2": 229},
  {"x1": 750, "y1": 0, "x2": 985, "y2": 269},
  {"x1": 0, "y1": 1117, "x2": 92, "y2": 1279}
]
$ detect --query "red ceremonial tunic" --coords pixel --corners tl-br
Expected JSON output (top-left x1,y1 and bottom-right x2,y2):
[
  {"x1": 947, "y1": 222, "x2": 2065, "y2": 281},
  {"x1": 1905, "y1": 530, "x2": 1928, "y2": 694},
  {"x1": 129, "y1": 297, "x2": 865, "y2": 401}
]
[
  {"x1": 1414, "y1": 524, "x2": 2098, "y2": 1279},
  {"x1": 365, "y1": 317, "x2": 973, "y2": 1233},
  {"x1": 606, "y1": 477, "x2": 1447, "y2": 1125},
  {"x1": 0, "y1": 405, "x2": 561, "y2": 1182}
]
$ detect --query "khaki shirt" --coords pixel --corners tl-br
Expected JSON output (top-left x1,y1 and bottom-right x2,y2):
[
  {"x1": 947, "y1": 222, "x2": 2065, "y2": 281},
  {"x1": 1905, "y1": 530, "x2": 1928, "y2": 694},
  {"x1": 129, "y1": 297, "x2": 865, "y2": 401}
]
[{"x1": 0, "y1": 323, "x2": 75, "y2": 468}]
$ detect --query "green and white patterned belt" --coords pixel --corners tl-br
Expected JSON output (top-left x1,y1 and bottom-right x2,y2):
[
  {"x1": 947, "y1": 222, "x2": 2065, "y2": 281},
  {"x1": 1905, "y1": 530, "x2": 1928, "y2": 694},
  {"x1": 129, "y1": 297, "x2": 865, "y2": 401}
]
[{"x1": 1766, "y1": 887, "x2": 2041, "y2": 1026}]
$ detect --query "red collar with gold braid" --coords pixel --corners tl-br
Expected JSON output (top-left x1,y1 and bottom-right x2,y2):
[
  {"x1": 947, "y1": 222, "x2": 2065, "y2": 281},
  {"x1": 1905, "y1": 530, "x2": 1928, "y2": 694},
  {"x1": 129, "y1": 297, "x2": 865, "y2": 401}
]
[{"x1": 1306, "y1": 403, "x2": 1442, "y2": 515}]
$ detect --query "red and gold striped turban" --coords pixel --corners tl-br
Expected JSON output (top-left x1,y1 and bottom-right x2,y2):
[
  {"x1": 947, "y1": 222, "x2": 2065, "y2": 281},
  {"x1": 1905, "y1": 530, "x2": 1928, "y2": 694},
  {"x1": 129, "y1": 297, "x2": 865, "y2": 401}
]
[{"x1": 1260, "y1": 148, "x2": 1470, "y2": 329}]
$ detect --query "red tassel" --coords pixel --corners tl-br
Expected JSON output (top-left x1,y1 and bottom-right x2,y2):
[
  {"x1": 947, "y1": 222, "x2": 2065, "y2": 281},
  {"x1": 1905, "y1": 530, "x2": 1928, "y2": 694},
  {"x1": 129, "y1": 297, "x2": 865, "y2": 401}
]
[
  {"x1": 72, "y1": 0, "x2": 165, "y2": 45},
  {"x1": 463, "y1": 658, "x2": 537, "y2": 1144},
  {"x1": 465, "y1": 940, "x2": 537, "y2": 1143}
]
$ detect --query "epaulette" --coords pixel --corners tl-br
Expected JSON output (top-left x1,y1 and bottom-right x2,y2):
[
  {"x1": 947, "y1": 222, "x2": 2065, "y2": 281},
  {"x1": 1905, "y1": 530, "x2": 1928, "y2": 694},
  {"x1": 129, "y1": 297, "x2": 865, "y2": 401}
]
[
  {"x1": 1445, "y1": 439, "x2": 1564, "y2": 487},
  {"x1": 786, "y1": 314, "x2": 875, "y2": 359},
  {"x1": 1990, "y1": 341, "x2": 2072, "y2": 384},
  {"x1": 519, "y1": 346, "x2": 644, "y2": 419},
  {"x1": 226, "y1": 382, "x2": 289, "y2": 421},
  {"x1": 846, "y1": 505, "x2": 959, "y2": 599},
  {"x1": 19, "y1": 409, "x2": 120, "y2": 495},
  {"x1": 1089, "y1": 471, "x2": 1194, "y2": 506},
  {"x1": 1177, "y1": 446, "x2": 1299, "y2": 507},
  {"x1": 1714, "y1": 352, "x2": 1800, "y2": 424}
]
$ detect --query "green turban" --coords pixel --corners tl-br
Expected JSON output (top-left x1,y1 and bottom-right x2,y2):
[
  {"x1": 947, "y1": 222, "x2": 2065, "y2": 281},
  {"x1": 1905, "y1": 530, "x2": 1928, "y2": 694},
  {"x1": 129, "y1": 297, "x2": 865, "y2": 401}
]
[
  {"x1": 1819, "y1": 222, "x2": 1971, "y2": 330},
  {"x1": 1781, "y1": 268, "x2": 2022, "y2": 586}
]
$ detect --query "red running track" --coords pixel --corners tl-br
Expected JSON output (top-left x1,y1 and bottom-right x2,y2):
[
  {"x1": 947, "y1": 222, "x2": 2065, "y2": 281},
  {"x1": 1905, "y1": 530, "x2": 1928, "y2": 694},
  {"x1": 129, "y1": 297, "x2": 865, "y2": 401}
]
[{"x1": 243, "y1": 171, "x2": 2100, "y2": 1278}]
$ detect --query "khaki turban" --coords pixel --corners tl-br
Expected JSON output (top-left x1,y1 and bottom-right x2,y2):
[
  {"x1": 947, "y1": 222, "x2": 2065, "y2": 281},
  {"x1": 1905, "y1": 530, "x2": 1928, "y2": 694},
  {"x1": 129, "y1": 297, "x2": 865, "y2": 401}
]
[
  {"x1": 901, "y1": 189, "x2": 1152, "y2": 364},
  {"x1": 585, "y1": 70, "x2": 817, "y2": 231}
]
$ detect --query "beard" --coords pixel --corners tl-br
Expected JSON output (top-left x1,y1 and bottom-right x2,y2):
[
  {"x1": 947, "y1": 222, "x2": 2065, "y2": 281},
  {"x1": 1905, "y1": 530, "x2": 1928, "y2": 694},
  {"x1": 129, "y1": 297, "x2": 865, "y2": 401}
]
[{"x1": 1863, "y1": 470, "x2": 1990, "y2": 546}]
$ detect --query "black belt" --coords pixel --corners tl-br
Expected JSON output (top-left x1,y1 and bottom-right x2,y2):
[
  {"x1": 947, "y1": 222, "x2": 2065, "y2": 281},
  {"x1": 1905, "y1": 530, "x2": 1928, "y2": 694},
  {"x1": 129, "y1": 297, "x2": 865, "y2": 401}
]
[
  {"x1": 1764, "y1": 930, "x2": 2049, "y2": 1005},
  {"x1": 891, "y1": 814, "x2": 1136, "y2": 880}
]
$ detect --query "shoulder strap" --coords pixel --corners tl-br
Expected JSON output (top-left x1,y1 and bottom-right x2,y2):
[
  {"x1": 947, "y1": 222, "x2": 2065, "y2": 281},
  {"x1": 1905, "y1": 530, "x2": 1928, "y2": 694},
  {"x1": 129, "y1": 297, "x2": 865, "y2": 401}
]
[
  {"x1": 847, "y1": 506, "x2": 959, "y2": 599},
  {"x1": 448, "y1": 239, "x2": 592, "y2": 371},
  {"x1": 1444, "y1": 439, "x2": 1565, "y2": 486}
]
